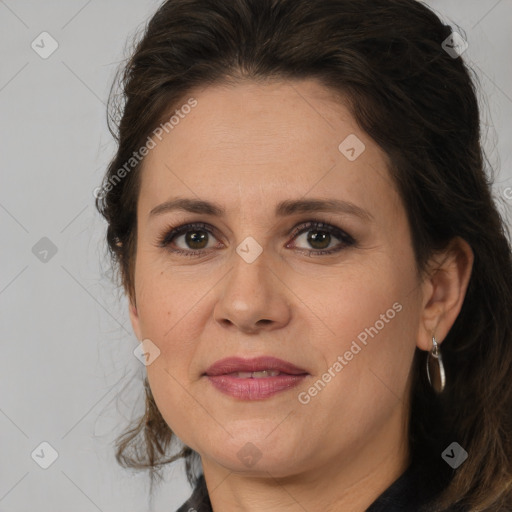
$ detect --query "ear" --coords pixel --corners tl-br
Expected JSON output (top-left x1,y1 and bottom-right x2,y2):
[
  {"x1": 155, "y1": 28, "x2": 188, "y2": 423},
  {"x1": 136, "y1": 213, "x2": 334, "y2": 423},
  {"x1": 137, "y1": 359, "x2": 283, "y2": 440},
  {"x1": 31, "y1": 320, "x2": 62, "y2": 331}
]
[
  {"x1": 129, "y1": 296, "x2": 143, "y2": 341},
  {"x1": 417, "y1": 236, "x2": 474, "y2": 351}
]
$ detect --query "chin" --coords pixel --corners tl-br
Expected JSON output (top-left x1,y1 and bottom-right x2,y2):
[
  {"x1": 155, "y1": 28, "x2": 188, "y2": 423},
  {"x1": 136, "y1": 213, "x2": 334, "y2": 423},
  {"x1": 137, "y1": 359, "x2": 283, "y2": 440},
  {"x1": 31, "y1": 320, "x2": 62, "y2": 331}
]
[
  {"x1": 214, "y1": 453, "x2": 301, "y2": 478},
  {"x1": 203, "y1": 435, "x2": 303, "y2": 476}
]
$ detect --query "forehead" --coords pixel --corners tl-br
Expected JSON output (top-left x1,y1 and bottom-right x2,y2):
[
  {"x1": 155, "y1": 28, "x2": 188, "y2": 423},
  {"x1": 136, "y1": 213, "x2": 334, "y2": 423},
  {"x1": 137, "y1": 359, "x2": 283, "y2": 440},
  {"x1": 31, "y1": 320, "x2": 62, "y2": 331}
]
[
  {"x1": 147, "y1": 79, "x2": 363, "y2": 163},
  {"x1": 138, "y1": 78, "x2": 397, "y2": 221}
]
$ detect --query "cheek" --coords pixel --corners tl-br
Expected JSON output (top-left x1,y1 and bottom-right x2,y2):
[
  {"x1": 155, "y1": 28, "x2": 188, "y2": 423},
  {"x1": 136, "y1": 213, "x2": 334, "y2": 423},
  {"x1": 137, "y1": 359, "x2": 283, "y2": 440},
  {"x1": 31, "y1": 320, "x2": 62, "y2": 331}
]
[
  {"x1": 146, "y1": 365, "x2": 194, "y2": 444},
  {"x1": 134, "y1": 264, "x2": 193, "y2": 344},
  {"x1": 300, "y1": 296, "x2": 416, "y2": 449},
  {"x1": 138, "y1": 285, "x2": 201, "y2": 441},
  {"x1": 312, "y1": 260, "x2": 419, "y2": 396}
]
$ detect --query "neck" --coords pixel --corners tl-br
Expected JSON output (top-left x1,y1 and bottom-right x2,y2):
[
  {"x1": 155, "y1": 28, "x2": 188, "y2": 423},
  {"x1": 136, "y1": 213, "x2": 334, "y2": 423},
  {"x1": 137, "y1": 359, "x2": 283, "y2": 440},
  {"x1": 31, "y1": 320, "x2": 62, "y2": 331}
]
[{"x1": 201, "y1": 405, "x2": 410, "y2": 512}]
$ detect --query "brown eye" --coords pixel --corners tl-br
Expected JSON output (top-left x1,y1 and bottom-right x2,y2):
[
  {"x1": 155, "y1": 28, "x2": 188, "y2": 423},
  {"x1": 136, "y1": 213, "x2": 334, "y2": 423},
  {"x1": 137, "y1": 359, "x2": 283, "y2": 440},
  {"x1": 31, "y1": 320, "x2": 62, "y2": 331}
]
[
  {"x1": 181, "y1": 229, "x2": 209, "y2": 250},
  {"x1": 157, "y1": 220, "x2": 355, "y2": 258},
  {"x1": 289, "y1": 221, "x2": 355, "y2": 256},
  {"x1": 157, "y1": 222, "x2": 220, "y2": 256}
]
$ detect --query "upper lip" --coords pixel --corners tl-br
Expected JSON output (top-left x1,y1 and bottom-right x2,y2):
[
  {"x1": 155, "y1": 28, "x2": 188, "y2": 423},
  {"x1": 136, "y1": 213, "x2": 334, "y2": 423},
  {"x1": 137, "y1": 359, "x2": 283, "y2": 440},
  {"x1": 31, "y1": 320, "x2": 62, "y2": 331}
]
[{"x1": 204, "y1": 356, "x2": 308, "y2": 376}]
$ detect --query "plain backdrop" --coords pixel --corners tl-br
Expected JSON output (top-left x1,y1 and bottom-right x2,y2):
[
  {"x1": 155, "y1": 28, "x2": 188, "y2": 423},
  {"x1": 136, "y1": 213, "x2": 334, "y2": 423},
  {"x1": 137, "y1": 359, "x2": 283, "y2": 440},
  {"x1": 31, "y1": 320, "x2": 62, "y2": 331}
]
[{"x1": 1, "y1": 1, "x2": 511, "y2": 511}]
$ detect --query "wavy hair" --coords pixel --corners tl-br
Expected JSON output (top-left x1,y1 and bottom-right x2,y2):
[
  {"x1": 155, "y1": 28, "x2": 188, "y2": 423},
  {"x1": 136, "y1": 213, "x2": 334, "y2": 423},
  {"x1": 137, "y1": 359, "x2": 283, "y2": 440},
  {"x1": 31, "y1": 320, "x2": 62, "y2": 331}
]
[{"x1": 95, "y1": 0, "x2": 512, "y2": 510}]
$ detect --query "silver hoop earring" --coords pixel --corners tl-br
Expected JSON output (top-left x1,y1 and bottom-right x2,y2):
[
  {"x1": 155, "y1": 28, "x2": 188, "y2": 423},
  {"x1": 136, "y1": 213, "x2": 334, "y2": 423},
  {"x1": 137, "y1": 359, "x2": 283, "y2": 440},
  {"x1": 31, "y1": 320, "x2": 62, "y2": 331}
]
[{"x1": 426, "y1": 335, "x2": 446, "y2": 393}]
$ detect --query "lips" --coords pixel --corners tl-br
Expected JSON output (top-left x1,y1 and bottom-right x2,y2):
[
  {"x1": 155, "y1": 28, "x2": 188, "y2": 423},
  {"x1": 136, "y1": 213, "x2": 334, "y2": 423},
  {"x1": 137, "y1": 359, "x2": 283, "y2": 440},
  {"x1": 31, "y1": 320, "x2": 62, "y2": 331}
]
[
  {"x1": 204, "y1": 356, "x2": 309, "y2": 400},
  {"x1": 204, "y1": 356, "x2": 308, "y2": 377}
]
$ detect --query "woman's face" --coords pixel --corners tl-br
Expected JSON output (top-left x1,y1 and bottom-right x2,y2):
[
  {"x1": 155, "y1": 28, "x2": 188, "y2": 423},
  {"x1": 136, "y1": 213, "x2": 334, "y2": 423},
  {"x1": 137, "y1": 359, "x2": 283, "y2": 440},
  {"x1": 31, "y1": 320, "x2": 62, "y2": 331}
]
[{"x1": 129, "y1": 79, "x2": 428, "y2": 478}]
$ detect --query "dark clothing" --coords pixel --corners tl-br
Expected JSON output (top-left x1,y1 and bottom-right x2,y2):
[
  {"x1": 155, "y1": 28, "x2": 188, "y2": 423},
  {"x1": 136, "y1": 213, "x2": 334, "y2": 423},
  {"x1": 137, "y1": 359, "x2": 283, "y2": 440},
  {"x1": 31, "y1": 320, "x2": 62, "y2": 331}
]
[{"x1": 176, "y1": 460, "x2": 458, "y2": 512}]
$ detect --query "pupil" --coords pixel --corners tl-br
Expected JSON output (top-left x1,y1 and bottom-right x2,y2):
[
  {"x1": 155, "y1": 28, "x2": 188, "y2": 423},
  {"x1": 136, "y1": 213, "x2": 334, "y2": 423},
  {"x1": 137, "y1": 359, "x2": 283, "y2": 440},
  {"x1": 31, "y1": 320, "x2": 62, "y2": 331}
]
[
  {"x1": 308, "y1": 230, "x2": 330, "y2": 249},
  {"x1": 186, "y1": 230, "x2": 207, "y2": 249}
]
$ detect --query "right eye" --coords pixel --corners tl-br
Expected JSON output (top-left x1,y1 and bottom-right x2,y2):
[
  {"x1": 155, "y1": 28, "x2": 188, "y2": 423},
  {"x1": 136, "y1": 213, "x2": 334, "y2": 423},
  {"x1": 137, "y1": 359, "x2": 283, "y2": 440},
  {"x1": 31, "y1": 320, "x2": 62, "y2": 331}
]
[{"x1": 156, "y1": 222, "x2": 222, "y2": 257}]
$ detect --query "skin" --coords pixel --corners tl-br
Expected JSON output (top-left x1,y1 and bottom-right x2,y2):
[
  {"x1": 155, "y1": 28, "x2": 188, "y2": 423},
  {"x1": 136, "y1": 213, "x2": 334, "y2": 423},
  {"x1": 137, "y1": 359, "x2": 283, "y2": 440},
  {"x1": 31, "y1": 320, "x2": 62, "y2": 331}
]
[{"x1": 128, "y1": 78, "x2": 474, "y2": 512}]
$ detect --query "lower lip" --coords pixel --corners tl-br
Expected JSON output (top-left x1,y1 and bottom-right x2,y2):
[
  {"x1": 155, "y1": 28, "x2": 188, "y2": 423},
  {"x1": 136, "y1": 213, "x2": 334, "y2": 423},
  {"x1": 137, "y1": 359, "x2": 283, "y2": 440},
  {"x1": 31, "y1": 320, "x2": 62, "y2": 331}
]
[{"x1": 205, "y1": 374, "x2": 308, "y2": 400}]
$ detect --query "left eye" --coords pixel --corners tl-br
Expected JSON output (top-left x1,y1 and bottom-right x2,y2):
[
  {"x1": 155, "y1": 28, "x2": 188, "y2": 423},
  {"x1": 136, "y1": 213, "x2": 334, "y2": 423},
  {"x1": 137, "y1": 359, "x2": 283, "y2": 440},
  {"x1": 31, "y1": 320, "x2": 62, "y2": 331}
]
[
  {"x1": 157, "y1": 221, "x2": 355, "y2": 257},
  {"x1": 287, "y1": 221, "x2": 355, "y2": 255}
]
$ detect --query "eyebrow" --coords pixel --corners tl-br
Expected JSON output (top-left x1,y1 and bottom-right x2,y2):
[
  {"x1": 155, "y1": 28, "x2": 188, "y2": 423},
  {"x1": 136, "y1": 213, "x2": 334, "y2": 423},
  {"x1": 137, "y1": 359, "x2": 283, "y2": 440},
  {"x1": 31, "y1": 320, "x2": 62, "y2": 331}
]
[{"x1": 149, "y1": 197, "x2": 373, "y2": 221}]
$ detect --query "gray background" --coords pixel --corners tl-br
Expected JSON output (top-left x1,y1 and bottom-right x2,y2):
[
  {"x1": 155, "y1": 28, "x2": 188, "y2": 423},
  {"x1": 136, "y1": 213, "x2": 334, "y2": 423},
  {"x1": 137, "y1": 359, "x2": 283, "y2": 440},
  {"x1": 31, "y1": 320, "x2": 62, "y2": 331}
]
[{"x1": 1, "y1": 1, "x2": 511, "y2": 511}]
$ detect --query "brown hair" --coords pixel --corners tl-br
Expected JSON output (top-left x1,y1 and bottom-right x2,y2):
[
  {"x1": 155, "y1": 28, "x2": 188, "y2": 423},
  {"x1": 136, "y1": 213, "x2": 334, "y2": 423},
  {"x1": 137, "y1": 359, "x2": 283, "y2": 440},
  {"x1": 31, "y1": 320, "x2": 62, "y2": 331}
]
[{"x1": 95, "y1": 0, "x2": 512, "y2": 509}]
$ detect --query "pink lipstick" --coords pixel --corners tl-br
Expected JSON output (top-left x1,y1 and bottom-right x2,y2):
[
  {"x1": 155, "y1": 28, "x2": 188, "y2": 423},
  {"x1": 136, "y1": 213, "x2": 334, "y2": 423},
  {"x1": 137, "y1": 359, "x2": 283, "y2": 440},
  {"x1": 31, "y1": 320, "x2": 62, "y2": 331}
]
[{"x1": 204, "y1": 356, "x2": 309, "y2": 400}]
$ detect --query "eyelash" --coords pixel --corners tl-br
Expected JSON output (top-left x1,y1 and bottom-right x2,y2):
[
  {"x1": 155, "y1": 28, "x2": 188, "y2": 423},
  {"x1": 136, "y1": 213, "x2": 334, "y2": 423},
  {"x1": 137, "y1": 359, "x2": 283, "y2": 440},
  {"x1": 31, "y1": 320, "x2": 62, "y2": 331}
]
[{"x1": 155, "y1": 220, "x2": 356, "y2": 258}]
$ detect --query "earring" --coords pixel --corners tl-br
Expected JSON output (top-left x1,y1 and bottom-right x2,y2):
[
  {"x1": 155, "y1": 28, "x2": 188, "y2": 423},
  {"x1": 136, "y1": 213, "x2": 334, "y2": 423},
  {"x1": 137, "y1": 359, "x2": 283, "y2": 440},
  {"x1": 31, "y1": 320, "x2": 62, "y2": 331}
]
[{"x1": 426, "y1": 335, "x2": 446, "y2": 393}]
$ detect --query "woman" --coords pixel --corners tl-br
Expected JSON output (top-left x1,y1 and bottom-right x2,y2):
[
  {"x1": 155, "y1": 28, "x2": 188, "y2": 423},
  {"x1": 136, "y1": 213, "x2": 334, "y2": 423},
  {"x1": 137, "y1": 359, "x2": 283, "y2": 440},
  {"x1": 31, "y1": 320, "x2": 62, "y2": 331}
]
[{"x1": 95, "y1": 0, "x2": 512, "y2": 510}]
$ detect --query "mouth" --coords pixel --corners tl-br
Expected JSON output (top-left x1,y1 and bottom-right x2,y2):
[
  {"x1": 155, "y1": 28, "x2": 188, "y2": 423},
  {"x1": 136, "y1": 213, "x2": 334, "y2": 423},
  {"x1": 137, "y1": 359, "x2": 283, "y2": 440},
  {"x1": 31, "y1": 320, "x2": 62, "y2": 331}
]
[
  {"x1": 203, "y1": 355, "x2": 308, "y2": 377},
  {"x1": 218, "y1": 370, "x2": 293, "y2": 378},
  {"x1": 203, "y1": 356, "x2": 309, "y2": 400}
]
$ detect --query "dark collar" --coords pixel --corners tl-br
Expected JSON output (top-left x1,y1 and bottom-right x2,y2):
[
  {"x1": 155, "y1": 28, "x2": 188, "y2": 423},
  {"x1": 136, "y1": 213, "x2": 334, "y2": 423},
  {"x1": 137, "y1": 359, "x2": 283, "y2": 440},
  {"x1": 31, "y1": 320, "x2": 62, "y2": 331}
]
[{"x1": 176, "y1": 460, "x2": 450, "y2": 512}]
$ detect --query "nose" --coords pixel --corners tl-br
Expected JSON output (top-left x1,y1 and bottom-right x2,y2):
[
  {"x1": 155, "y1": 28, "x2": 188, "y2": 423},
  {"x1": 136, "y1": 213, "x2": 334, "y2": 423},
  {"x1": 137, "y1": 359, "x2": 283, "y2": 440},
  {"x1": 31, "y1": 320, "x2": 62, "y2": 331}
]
[{"x1": 213, "y1": 247, "x2": 292, "y2": 334}]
